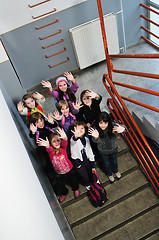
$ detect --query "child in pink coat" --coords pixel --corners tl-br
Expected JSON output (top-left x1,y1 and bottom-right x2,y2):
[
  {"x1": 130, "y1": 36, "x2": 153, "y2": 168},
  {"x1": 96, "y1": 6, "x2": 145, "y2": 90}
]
[{"x1": 37, "y1": 127, "x2": 80, "y2": 203}]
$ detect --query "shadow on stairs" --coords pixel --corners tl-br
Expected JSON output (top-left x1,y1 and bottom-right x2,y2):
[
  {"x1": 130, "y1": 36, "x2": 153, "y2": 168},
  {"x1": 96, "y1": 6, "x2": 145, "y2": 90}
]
[{"x1": 60, "y1": 135, "x2": 159, "y2": 240}]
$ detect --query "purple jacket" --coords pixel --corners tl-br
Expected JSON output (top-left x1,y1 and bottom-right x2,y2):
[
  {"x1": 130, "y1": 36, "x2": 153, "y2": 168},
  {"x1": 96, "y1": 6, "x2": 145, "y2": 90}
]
[{"x1": 50, "y1": 81, "x2": 79, "y2": 111}]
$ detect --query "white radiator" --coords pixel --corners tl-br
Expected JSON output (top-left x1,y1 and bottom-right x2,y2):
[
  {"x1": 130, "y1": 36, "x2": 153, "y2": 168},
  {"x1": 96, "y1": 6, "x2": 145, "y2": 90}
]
[{"x1": 69, "y1": 13, "x2": 119, "y2": 69}]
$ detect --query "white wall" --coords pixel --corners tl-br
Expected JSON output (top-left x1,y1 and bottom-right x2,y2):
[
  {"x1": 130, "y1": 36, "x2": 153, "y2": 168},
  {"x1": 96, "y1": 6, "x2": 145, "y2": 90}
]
[
  {"x1": 0, "y1": 0, "x2": 87, "y2": 34},
  {"x1": 0, "y1": 89, "x2": 64, "y2": 240},
  {"x1": 0, "y1": 41, "x2": 8, "y2": 63}
]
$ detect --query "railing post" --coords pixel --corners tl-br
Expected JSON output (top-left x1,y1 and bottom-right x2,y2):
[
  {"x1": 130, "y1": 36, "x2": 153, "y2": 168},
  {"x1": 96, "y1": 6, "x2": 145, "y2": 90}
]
[{"x1": 96, "y1": 0, "x2": 113, "y2": 81}]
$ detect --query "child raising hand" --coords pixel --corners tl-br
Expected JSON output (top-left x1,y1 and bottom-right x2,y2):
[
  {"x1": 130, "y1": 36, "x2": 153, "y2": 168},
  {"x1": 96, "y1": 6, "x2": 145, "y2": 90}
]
[
  {"x1": 88, "y1": 112, "x2": 126, "y2": 183},
  {"x1": 70, "y1": 121, "x2": 96, "y2": 190},
  {"x1": 17, "y1": 92, "x2": 46, "y2": 122},
  {"x1": 37, "y1": 127, "x2": 80, "y2": 203},
  {"x1": 41, "y1": 72, "x2": 79, "y2": 113}
]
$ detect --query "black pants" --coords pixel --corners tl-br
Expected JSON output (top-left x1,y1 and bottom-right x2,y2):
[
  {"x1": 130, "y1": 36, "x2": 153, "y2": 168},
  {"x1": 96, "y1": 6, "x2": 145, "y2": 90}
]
[
  {"x1": 56, "y1": 168, "x2": 79, "y2": 196},
  {"x1": 76, "y1": 161, "x2": 93, "y2": 186}
]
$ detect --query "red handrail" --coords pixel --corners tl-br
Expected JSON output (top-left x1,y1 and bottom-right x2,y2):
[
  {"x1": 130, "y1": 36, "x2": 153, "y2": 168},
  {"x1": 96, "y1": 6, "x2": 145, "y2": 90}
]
[
  {"x1": 45, "y1": 47, "x2": 66, "y2": 58},
  {"x1": 42, "y1": 39, "x2": 64, "y2": 49},
  {"x1": 107, "y1": 98, "x2": 159, "y2": 194},
  {"x1": 28, "y1": 0, "x2": 51, "y2": 8},
  {"x1": 140, "y1": 3, "x2": 159, "y2": 15},
  {"x1": 103, "y1": 74, "x2": 159, "y2": 169},
  {"x1": 113, "y1": 81, "x2": 159, "y2": 96},
  {"x1": 96, "y1": 0, "x2": 112, "y2": 80},
  {"x1": 141, "y1": 36, "x2": 159, "y2": 50},
  {"x1": 141, "y1": 26, "x2": 159, "y2": 40},
  {"x1": 35, "y1": 19, "x2": 59, "y2": 30},
  {"x1": 49, "y1": 57, "x2": 70, "y2": 68},
  {"x1": 103, "y1": 75, "x2": 159, "y2": 196},
  {"x1": 110, "y1": 53, "x2": 159, "y2": 58},
  {"x1": 112, "y1": 68, "x2": 159, "y2": 79},
  {"x1": 96, "y1": 0, "x2": 159, "y2": 195},
  {"x1": 32, "y1": 8, "x2": 56, "y2": 19},
  {"x1": 39, "y1": 29, "x2": 61, "y2": 40},
  {"x1": 120, "y1": 95, "x2": 159, "y2": 113},
  {"x1": 140, "y1": 15, "x2": 159, "y2": 27}
]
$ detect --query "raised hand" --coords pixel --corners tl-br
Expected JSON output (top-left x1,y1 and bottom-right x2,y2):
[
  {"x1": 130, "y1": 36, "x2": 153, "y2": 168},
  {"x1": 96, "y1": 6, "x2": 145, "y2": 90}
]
[
  {"x1": 37, "y1": 137, "x2": 50, "y2": 148},
  {"x1": 30, "y1": 123, "x2": 37, "y2": 134},
  {"x1": 47, "y1": 112, "x2": 54, "y2": 124},
  {"x1": 53, "y1": 111, "x2": 63, "y2": 121},
  {"x1": 32, "y1": 92, "x2": 44, "y2": 100},
  {"x1": 17, "y1": 101, "x2": 24, "y2": 112},
  {"x1": 71, "y1": 125, "x2": 83, "y2": 139},
  {"x1": 113, "y1": 123, "x2": 125, "y2": 134},
  {"x1": 86, "y1": 90, "x2": 98, "y2": 99},
  {"x1": 88, "y1": 127, "x2": 99, "y2": 139},
  {"x1": 72, "y1": 100, "x2": 83, "y2": 111},
  {"x1": 56, "y1": 127, "x2": 67, "y2": 140},
  {"x1": 63, "y1": 72, "x2": 75, "y2": 84},
  {"x1": 41, "y1": 80, "x2": 53, "y2": 92}
]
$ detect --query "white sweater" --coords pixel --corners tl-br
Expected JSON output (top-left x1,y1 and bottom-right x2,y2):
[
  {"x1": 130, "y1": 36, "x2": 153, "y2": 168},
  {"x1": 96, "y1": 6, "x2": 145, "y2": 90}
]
[{"x1": 70, "y1": 136, "x2": 95, "y2": 162}]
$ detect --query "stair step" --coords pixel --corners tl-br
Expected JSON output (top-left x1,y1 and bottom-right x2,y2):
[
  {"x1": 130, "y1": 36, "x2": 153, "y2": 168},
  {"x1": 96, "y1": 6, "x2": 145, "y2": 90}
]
[
  {"x1": 117, "y1": 134, "x2": 129, "y2": 154},
  {"x1": 97, "y1": 206, "x2": 159, "y2": 240},
  {"x1": 72, "y1": 187, "x2": 158, "y2": 240},
  {"x1": 61, "y1": 151, "x2": 138, "y2": 204},
  {"x1": 146, "y1": 231, "x2": 159, "y2": 240},
  {"x1": 63, "y1": 169, "x2": 148, "y2": 225}
]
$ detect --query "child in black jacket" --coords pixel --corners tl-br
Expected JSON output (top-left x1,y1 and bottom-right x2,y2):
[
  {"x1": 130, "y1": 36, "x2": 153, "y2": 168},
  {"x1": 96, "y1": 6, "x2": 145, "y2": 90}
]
[
  {"x1": 29, "y1": 112, "x2": 58, "y2": 190},
  {"x1": 76, "y1": 90, "x2": 102, "y2": 128}
]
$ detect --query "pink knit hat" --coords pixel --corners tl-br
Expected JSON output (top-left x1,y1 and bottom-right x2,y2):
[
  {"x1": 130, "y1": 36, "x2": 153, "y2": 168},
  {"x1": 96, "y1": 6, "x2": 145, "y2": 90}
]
[{"x1": 56, "y1": 77, "x2": 68, "y2": 87}]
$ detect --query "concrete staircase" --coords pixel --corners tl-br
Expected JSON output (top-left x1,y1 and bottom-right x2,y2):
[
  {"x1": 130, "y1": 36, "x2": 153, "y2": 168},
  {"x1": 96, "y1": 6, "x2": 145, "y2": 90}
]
[{"x1": 60, "y1": 135, "x2": 159, "y2": 240}]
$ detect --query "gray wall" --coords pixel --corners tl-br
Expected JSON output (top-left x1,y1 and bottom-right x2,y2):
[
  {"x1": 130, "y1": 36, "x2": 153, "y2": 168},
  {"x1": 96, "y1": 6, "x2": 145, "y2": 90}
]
[
  {"x1": 0, "y1": 60, "x2": 25, "y2": 102},
  {"x1": 1, "y1": 0, "x2": 148, "y2": 90},
  {"x1": 0, "y1": 76, "x2": 75, "y2": 240}
]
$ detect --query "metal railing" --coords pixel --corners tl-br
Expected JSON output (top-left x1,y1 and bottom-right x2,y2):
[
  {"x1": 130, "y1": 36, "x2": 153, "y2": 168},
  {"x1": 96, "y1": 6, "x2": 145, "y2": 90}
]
[
  {"x1": 103, "y1": 74, "x2": 159, "y2": 195},
  {"x1": 140, "y1": 3, "x2": 159, "y2": 50},
  {"x1": 97, "y1": 0, "x2": 159, "y2": 196}
]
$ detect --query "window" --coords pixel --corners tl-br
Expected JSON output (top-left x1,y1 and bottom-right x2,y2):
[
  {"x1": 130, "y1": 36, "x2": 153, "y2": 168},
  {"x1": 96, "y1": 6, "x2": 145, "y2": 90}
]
[{"x1": 149, "y1": 0, "x2": 159, "y2": 46}]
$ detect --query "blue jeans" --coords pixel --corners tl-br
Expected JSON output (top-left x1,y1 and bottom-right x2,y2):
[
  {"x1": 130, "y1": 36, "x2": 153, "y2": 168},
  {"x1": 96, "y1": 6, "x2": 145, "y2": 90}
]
[{"x1": 100, "y1": 151, "x2": 118, "y2": 176}]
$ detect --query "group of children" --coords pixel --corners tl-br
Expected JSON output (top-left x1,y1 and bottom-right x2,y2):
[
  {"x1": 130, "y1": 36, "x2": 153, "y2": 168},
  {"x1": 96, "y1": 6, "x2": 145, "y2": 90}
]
[{"x1": 17, "y1": 72, "x2": 126, "y2": 203}]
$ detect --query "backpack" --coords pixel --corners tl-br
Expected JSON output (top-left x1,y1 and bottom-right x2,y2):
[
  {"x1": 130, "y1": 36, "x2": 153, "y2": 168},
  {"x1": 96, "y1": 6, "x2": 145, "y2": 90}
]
[{"x1": 87, "y1": 172, "x2": 108, "y2": 207}]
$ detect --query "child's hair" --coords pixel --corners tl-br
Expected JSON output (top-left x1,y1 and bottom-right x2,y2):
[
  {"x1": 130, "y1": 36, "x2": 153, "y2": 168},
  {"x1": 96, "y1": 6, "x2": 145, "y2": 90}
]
[
  {"x1": 22, "y1": 93, "x2": 33, "y2": 102},
  {"x1": 73, "y1": 121, "x2": 87, "y2": 134},
  {"x1": 30, "y1": 112, "x2": 45, "y2": 125},
  {"x1": 80, "y1": 90, "x2": 89, "y2": 103},
  {"x1": 58, "y1": 86, "x2": 76, "y2": 103},
  {"x1": 97, "y1": 112, "x2": 113, "y2": 137},
  {"x1": 49, "y1": 132, "x2": 61, "y2": 154},
  {"x1": 22, "y1": 93, "x2": 37, "y2": 108},
  {"x1": 57, "y1": 100, "x2": 69, "y2": 112}
]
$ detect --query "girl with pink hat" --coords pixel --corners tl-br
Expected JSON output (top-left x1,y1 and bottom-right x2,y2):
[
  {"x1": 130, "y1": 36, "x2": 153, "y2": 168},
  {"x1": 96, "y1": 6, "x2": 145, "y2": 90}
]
[{"x1": 41, "y1": 72, "x2": 79, "y2": 113}]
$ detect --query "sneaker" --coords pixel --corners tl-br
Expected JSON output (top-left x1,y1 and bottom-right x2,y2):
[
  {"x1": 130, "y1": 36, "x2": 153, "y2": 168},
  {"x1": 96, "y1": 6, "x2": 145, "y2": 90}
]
[
  {"x1": 59, "y1": 195, "x2": 67, "y2": 203},
  {"x1": 74, "y1": 189, "x2": 80, "y2": 198},
  {"x1": 115, "y1": 172, "x2": 121, "y2": 179},
  {"x1": 86, "y1": 185, "x2": 90, "y2": 191},
  {"x1": 108, "y1": 175, "x2": 115, "y2": 183}
]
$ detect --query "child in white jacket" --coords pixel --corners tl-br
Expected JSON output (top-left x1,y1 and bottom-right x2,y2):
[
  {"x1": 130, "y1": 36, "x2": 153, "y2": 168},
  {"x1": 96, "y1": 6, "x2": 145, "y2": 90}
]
[{"x1": 70, "y1": 121, "x2": 96, "y2": 189}]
